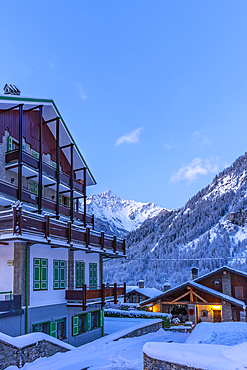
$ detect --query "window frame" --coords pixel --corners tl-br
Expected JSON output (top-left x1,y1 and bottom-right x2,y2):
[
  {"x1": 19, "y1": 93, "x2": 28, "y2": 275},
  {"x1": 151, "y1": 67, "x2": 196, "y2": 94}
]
[
  {"x1": 33, "y1": 258, "x2": 48, "y2": 291},
  {"x1": 53, "y1": 260, "x2": 66, "y2": 290}
]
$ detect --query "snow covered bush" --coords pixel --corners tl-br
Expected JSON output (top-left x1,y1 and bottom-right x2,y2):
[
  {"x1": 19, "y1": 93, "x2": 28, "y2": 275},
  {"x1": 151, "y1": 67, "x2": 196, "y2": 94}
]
[{"x1": 105, "y1": 309, "x2": 171, "y2": 328}]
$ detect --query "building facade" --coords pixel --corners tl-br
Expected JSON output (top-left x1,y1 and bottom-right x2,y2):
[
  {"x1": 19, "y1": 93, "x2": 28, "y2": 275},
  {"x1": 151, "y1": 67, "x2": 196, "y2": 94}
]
[{"x1": 0, "y1": 93, "x2": 126, "y2": 346}]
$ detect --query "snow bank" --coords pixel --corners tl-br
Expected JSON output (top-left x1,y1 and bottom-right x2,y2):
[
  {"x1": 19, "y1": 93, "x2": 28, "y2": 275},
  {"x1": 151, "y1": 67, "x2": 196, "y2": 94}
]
[
  {"x1": 143, "y1": 342, "x2": 247, "y2": 370},
  {"x1": 186, "y1": 322, "x2": 247, "y2": 346}
]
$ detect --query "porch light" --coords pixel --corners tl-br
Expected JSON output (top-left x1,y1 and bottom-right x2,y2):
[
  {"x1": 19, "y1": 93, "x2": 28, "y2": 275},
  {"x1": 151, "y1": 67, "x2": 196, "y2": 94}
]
[
  {"x1": 148, "y1": 306, "x2": 153, "y2": 312},
  {"x1": 212, "y1": 305, "x2": 221, "y2": 310}
]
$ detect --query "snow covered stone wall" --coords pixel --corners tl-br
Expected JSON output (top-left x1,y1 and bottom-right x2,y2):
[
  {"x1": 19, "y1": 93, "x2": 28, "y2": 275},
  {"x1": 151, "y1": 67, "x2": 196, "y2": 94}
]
[{"x1": 143, "y1": 354, "x2": 204, "y2": 370}]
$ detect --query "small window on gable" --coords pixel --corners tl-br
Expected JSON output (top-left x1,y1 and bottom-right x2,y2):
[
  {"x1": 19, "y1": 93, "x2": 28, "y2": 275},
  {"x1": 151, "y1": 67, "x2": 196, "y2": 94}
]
[{"x1": 214, "y1": 281, "x2": 220, "y2": 286}]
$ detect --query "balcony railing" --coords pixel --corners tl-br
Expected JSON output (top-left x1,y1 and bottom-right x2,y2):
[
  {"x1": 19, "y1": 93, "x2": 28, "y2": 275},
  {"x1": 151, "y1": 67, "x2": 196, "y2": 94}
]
[
  {"x1": 6, "y1": 150, "x2": 84, "y2": 193},
  {"x1": 0, "y1": 179, "x2": 93, "y2": 226},
  {"x1": 0, "y1": 207, "x2": 126, "y2": 256},
  {"x1": 65, "y1": 283, "x2": 127, "y2": 310}
]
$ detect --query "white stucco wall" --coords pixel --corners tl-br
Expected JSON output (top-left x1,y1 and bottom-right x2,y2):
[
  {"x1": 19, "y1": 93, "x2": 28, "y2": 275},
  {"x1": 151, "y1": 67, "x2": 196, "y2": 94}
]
[
  {"x1": 30, "y1": 244, "x2": 100, "y2": 307},
  {"x1": 0, "y1": 242, "x2": 14, "y2": 299}
]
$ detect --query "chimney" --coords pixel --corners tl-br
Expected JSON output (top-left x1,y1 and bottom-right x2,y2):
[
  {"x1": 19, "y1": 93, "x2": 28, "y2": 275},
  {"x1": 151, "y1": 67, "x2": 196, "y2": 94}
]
[
  {"x1": 164, "y1": 280, "x2": 171, "y2": 292},
  {"x1": 191, "y1": 266, "x2": 198, "y2": 280},
  {"x1": 138, "y1": 279, "x2": 144, "y2": 288},
  {"x1": 222, "y1": 270, "x2": 232, "y2": 296}
]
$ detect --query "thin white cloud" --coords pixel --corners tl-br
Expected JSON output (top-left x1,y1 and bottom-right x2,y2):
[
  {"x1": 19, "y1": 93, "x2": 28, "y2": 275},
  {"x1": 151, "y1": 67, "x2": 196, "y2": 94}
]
[
  {"x1": 75, "y1": 81, "x2": 87, "y2": 100},
  {"x1": 164, "y1": 140, "x2": 180, "y2": 150},
  {"x1": 115, "y1": 127, "x2": 143, "y2": 146},
  {"x1": 191, "y1": 130, "x2": 213, "y2": 148},
  {"x1": 170, "y1": 158, "x2": 219, "y2": 183}
]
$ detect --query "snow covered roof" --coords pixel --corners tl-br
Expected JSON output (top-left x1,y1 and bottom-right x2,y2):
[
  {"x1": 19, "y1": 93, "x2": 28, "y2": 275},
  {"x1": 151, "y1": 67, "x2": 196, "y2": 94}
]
[
  {"x1": 127, "y1": 287, "x2": 163, "y2": 299},
  {"x1": 139, "y1": 280, "x2": 246, "y2": 309},
  {"x1": 195, "y1": 265, "x2": 247, "y2": 283}
]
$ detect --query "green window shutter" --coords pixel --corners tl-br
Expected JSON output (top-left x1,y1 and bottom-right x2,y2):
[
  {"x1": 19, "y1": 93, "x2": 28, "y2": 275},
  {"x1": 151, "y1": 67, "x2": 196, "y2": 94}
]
[
  {"x1": 34, "y1": 183, "x2": 38, "y2": 195},
  {"x1": 76, "y1": 261, "x2": 85, "y2": 288},
  {"x1": 72, "y1": 316, "x2": 79, "y2": 336},
  {"x1": 68, "y1": 197, "x2": 71, "y2": 208},
  {"x1": 50, "y1": 321, "x2": 57, "y2": 338},
  {"x1": 33, "y1": 325, "x2": 40, "y2": 332},
  {"x1": 30, "y1": 181, "x2": 34, "y2": 193},
  {"x1": 22, "y1": 143, "x2": 26, "y2": 152},
  {"x1": 89, "y1": 263, "x2": 93, "y2": 288},
  {"x1": 59, "y1": 194, "x2": 62, "y2": 205},
  {"x1": 93, "y1": 264, "x2": 97, "y2": 288},
  {"x1": 41, "y1": 259, "x2": 48, "y2": 290},
  {"x1": 59, "y1": 260, "x2": 66, "y2": 289},
  {"x1": 100, "y1": 310, "x2": 103, "y2": 327},
  {"x1": 53, "y1": 260, "x2": 60, "y2": 289},
  {"x1": 86, "y1": 313, "x2": 91, "y2": 331},
  {"x1": 33, "y1": 258, "x2": 41, "y2": 290},
  {"x1": 7, "y1": 136, "x2": 12, "y2": 152}
]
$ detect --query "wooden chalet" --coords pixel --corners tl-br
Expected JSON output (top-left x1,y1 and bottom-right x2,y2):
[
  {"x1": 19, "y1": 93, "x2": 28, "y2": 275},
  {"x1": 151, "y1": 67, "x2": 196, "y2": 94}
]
[
  {"x1": 0, "y1": 92, "x2": 126, "y2": 346},
  {"x1": 139, "y1": 266, "x2": 247, "y2": 324}
]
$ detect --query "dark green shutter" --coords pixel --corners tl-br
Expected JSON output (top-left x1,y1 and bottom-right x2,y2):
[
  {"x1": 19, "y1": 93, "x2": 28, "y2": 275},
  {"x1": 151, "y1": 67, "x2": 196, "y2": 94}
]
[
  {"x1": 76, "y1": 261, "x2": 85, "y2": 288},
  {"x1": 89, "y1": 263, "x2": 97, "y2": 289},
  {"x1": 86, "y1": 312, "x2": 91, "y2": 331},
  {"x1": 72, "y1": 316, "x2": 79, "y2": 336},
  {"x1": 50, "y1": 321, "x2": 57, "y2": 338},
  {"x1": 59, "y1": 194, "x2": 62, "y2": 205},
  {"x1": 33, "y1": 258, "x2": 41, "y2": 290},
  {"x1": 7, "y1": 136, "x2": 12, "y2": 152},
  {"x1": 53, "y1": 260, "x2": 60, "y2": 289},
  {"x1": 100, "y1": 310, "x2": 103, "y2": 327},
  {"x1": 59, "y1": 260, "x2": 66, "y2": 289},
  {"x1": 41, "y1": 259, "x2": 48, "y2": 290}
]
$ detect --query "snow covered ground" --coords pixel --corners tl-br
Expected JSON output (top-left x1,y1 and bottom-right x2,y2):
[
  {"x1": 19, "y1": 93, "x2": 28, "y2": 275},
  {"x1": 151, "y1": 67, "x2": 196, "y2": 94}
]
[
  {"x1": 144, "y1": 322, "x2": 247, "y2": 370},
  {"x1": 104, "y1": 317, "x2": 156, "y2": 335},
  {"x1": 8, "y1": 327, "x2": 189, "y2": 370}
]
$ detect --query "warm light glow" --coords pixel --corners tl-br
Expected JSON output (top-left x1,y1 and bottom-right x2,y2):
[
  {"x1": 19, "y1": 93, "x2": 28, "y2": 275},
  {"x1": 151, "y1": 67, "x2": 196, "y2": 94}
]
[
  {"x1": 212, "y1": 305, "x2": 221, "y2": 310},
  {"x1": 148, "y1": 306, "x2": 153, "y2": 312}
]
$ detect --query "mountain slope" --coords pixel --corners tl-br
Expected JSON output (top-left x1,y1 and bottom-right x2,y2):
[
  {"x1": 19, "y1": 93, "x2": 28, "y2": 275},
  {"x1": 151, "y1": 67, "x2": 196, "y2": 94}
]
[
  {"x1": 86, "y1": 190, "x2": 164, "y2": 236},
  {"x1": 104, "y1": 152, "x2": 247, "y2": 289}
]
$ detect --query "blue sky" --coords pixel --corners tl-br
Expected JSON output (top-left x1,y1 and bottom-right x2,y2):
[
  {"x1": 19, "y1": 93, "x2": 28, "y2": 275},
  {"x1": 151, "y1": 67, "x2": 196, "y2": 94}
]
[{"x1": 1, "y1": 1, "x2": 247, "y2": 209}]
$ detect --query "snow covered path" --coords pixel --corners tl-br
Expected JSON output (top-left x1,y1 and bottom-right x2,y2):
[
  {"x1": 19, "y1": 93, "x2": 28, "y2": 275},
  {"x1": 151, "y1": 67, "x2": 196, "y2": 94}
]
[{"x1": 13, "y1": 329, "x2": 189, "y2": 370}]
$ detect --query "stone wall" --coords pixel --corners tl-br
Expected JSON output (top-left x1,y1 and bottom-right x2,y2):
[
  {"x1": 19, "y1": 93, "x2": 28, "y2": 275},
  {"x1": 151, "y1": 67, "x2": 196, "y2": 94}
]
[
  {"x1": 222, "y1": 271, "x2": 232, "y2": 296},
  {"x1": 143, "y1": 353, "x2": 205, "y2": 370},
  {"x1": 222, "y1": 300, "x2": 232, "y2": 322},
  {"x1": 115, "y1": 321, "x2": 162, "y2": 340},
  {"x1": 0, "y1": 338, "x2": 69, "y2": 369}
]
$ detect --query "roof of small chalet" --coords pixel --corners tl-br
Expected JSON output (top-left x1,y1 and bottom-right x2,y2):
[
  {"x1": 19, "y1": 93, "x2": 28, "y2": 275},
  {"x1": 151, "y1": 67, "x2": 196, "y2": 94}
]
[
  {"x1": 195, "y1": 266, "x2": 247, "y2": 283},
  {"x1": 127, "y1": 287, "x2": 163, "y2": 299},
  {"x1": 139, "y1": 280, "x2": 246, "y2": 309},
  {"x1": 0, "y1": 94, "x2": 96, "y2": 186}
]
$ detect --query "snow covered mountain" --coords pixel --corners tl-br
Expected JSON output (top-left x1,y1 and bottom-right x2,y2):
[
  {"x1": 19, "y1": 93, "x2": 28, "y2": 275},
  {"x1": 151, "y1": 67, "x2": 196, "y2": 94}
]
[
  {"x1": 86, "y1": 190, "x2": 164, "y2": 236},
  {"x1": 104, "y1": 152, "x2": 247, "y2": 289}
]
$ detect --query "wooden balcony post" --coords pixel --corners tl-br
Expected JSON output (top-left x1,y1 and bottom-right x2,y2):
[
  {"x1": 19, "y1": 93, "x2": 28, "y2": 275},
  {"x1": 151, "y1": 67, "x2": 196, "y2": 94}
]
[
  {"x1": 124, "y1": 282, "x2": 127, "y2": 303},
  {"x1": 12, "y1": 206, "x2": 17, "y2": 235},
  {"x1": 70, "y1": 143, "x2": 74, "y2": 222},
  {"x1": 114, "y1": 283, "x2": 118, "y2": 304},
  {"x1": 18, "y1": 206, "x2": 22, "y2": 236},
  {"x1": 113, "y1": 236, "x2": 117, "y2": 253},
  {"x1": 68, "y1": 221, "x2": 72, "y2": 244},
  {"x1": 44, "y1": 215, "x2": 50, "y2": 240},
  {"x1": 56, "y1": 117, "x2": 60, "y2": 220},
  {"x1": 82, "y1": 284, "x2": 87, "y2": 311},
  {"x1": 38, "y1": 105, "x2": 43, "y2": 214},
  {"x1": 86, "y1": 227, "x2": 91, "y2": 249},
  {"x1": 101, "y1": 283, "x2": 105, "y2": 307},
  {"x1": 18, "y1": 104, "x2": 24, "y2": 202},
  {"x1": 83, "y1": 167, "x2": 87, "y2": 227},
  {"x1": 101, "y1": 232, "x2": 104, "y2": 251}
]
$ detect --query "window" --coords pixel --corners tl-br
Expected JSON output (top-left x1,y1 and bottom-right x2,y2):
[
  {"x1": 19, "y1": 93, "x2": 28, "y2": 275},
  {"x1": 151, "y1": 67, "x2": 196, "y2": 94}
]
[
  {"x1": 89, "y1": 263, "x2": 97, "y2": 289},
  {"x1": 214, "y1": 281, "x2": 220, "y2": 286},
  {"x1": 31, "y1": 150, "x2": 39, "y2": 159},
  {"x1": 53, "y1": 260, "x2": 66, "y2": 289},
  {"x1": 91, "y1": 311, "x2": 99, "y2": 329},
  {"x1": 59, "y1": 194, "x2": 71, "y2": 208},
  {"x1": 7, "y1": 136, "x2": 26, "y2": 152},
  {"x1": 76, "y1": 261, "x2": 85, "y2": 288},
  {"x1": 201, "y1": 310, "x2": 208, "y2": 317},
  {"x1": 33, "y1": 258, "x2": 48, "y2": 290},
  {"x1": 57, "y1": 319, "x2": 66, "y2": 340},
  {"x1": 72, "y1": 314, "x2": 87, "y2": 336},
  {"x1": 33, "y1": 321, "x2": 50, "y2": 334},
  {"x1": 30, "y1": 181, "x2": 39, "y2": 195}
]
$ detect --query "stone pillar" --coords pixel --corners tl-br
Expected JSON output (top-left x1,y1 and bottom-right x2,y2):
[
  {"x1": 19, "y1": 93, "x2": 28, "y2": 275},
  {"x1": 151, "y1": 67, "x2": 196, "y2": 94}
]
[
  {"x1": 188, "y1": 304, "x2": 196, "y2": 324},
  {"x1": 14, "y1": 242, "x2": 29, "y2": 306},
  {"x1": 68, "y1": 249, "x2": 74, "y2": 290},
  {"x1": 222, "y1": 300, "x2": 232, "y2": 322},
  {"x1": 222, "y1": 271, "x2": 232, "y2": 296}
]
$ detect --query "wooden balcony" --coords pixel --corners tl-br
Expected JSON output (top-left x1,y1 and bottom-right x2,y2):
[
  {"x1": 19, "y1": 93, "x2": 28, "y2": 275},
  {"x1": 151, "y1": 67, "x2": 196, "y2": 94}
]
[
  {"x1": 65, "y1": 283, "x2": 127, "y2": 309},
  {"x1": 6, "y1": 150, "x2": 84, "y2": 193},
  {"x1": 0, "y1": 179, "x2": 93, "y2": 226},
  {"x1": 0, "y1": 207, "x2": 126, "y2": 256}
]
